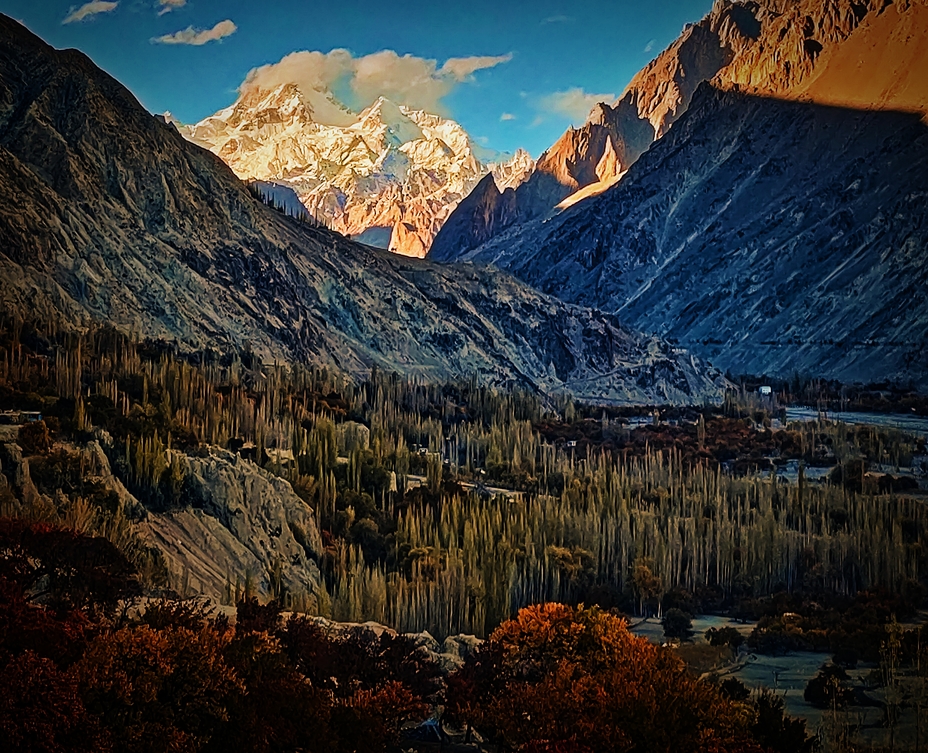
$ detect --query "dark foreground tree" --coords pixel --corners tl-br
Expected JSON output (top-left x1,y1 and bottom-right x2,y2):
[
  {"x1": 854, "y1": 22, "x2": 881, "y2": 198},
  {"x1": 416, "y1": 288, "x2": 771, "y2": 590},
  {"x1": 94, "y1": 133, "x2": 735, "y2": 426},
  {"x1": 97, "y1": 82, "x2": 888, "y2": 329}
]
[
  {"x1": 662, "y1": 608, "x2": 694, "y2": 640},
  {"x1": 804, "y1": 664, "x2": 854, "y2": 709}
]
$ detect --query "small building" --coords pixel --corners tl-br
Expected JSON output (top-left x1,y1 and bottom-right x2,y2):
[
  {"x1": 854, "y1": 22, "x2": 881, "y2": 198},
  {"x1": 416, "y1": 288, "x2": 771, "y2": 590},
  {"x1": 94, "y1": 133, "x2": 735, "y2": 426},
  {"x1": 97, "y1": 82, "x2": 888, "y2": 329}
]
[
  {"x1": 265, "y1": 448, "x2": 295, "y2": 466},
  {"x1": 228, "y1": 438, "x2": 258, "y2": 461},
  {"x1": 758, "y1": 386, "x2": 773, "y2": 397},
  {"x1": 0, "y1": 411, "x2": 42, "y2": 425}
]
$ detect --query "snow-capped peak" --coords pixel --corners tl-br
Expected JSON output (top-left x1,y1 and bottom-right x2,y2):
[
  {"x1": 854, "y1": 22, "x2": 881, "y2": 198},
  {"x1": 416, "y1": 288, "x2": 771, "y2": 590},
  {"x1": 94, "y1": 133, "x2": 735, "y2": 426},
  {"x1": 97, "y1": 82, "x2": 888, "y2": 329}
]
[
  {"x1": 491, "y1": 148, "x2": 536, "y2": 192},
  {"x1": 179, "y1": 82, "x2": 513, "y2": 258},
  {"x1": 355, "y1": 97, "x2": 424, "y2": 146}
]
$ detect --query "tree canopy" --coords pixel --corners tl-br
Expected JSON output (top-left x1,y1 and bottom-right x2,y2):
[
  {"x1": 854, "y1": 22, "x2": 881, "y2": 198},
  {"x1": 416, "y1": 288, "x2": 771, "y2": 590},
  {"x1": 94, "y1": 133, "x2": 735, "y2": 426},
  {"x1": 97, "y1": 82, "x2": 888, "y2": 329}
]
[{"x1": 448, "y1": 603, "x2": 767, "y2": 752}]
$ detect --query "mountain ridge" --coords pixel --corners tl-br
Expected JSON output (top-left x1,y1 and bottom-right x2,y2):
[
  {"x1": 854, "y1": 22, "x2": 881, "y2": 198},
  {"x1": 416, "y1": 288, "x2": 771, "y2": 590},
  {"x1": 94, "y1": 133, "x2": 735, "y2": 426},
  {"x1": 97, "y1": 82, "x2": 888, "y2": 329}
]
[
  {"x1": 0, "y1": 14, "x2": 725, "y2": 406},
  {"x1": 431, "y1": 0, "x2": 928, "y2": 382},
  {"x1": 430, "y1": 0, "x2": 911, "y2": 263}
]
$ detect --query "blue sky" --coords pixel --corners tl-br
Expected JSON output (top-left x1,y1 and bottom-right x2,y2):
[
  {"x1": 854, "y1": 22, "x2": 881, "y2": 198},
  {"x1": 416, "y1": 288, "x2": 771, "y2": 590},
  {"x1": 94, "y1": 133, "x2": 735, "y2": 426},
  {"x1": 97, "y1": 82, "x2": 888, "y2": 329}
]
[{"x1": 1, "y1": 0, "x2": 713, "y2": 156}]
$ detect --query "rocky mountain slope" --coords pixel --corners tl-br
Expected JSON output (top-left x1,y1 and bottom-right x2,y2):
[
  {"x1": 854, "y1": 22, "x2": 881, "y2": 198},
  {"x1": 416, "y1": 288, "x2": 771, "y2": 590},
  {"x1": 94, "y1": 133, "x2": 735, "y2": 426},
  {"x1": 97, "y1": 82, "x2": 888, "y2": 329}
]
[
  {"x1": 0, "y1": 433, "x2": 322, "y2": 604},
  {"x1": 181, "y1": 86, "x2": 533, "y2": 258},
  {"x1": 430, "y1": 0, "x2": 765, "y2": 261},
  {"x1": 141, "y1": 446, "x2": 324, "y2": 603},
  {"x1": 435, "y1": 0, "x2": 928, "y2": 382},
  {"x1": 0, "y1": 15, "x2": 724, "y2": 405}
]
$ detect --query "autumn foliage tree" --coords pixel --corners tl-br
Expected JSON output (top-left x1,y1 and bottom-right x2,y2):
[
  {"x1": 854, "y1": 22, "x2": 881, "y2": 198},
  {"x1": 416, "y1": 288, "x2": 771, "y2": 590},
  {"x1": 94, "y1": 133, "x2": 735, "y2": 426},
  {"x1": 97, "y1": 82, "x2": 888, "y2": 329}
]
[
  {"x1": 75, "y1": 625, "x2": 242, "y2": 753},
  {"x1": 0, "y1": 519, "x2": 140, "y2": 615},
  {"x1": 447, "y1": 603, "x2": 764, "y2": 752},
  {"x1": 0, "y1": 651, "x2": 109, "y2": 753}
]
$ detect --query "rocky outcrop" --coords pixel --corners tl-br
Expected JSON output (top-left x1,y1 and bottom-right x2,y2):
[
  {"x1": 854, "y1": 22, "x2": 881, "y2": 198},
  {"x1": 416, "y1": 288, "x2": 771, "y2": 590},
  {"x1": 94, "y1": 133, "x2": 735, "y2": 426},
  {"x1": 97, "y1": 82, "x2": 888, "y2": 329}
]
[
  {"x1": 0, "y1": 15, "x2": 726, "y2": 406},
  {"x1": 296, "y1": 616, "x2": 482, "y2": 674},
  {"x1": 86, "y1": 438, "x2": 323, "y2": 603},
  {"x1": 141, "y1": 448, "x2": 323, "y2": 604},
  {"x1": 0, "y1": 442, "x2": 27, "y2": 491},
  {"x1": 0, "y1": 430, "x2": 322, "y2": 604},
  {"x1": 182, "y1": 90, "x2": 531, "y2": 258}
]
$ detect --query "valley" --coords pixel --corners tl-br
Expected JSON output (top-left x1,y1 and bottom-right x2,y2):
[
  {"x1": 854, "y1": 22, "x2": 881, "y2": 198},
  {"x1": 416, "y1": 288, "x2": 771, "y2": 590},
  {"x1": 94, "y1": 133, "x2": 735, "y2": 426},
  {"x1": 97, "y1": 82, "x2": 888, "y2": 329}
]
[{"x1": 0, "y1": 0, "x2": 925, "y2": 750}]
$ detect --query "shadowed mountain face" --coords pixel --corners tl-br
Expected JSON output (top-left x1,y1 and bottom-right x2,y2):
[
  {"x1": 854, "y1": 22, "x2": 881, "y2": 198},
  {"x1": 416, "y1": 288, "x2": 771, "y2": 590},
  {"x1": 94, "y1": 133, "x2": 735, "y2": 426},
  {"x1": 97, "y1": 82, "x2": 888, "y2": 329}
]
[
  {"x1": 429, "y1": 0, "x2": 928, "y2": 383},
  {"x1": 0, "y1": 15, "x2": 726, "y2": 405},
  {"x1": 449, "y1": 86, "x2": 928, "y2": 383},
  {"x1": 429, "y1": 0, "x2": 765, "y2": 262},
  {"x1": 430, "y1": 0, "x2": 925, "y2": 263}
]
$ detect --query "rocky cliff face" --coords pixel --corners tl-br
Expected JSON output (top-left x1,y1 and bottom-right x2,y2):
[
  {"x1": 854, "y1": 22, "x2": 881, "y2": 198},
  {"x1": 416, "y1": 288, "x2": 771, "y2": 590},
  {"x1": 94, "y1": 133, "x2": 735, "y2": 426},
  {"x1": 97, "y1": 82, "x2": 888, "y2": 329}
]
[
  {"x1": 0, "y1": 15, "x2": 725, "y2": 405},
  {"x1": 142, "y1": 448, "x2": 323, "y2": 604},
  {"x1": 430, "y1": 0, "x2": 912, "y2": 263},
  {"x1": 182, "y1": 88, "x2": 531, "y2": 258},
  {"x1": 1, "y1": 432, "x2": 323, "y2": 605},
  {"x1": 442, "y1": 0, "x2": 928, "y2": 382},
  {"x1": 430, "y1": 0, "x2": 762, "y2": 261}
]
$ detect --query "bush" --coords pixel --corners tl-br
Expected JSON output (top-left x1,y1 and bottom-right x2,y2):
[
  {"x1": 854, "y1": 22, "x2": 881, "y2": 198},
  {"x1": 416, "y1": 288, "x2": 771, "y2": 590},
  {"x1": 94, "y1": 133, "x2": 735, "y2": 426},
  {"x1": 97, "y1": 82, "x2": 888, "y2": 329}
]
[
  {"x1": 719, "y1": 678, "x2": 750, "y2": 701},
  {"x1": 752, "y1": 689, "x2": 818, "y2": 753},
  {"x1": 0, "y1": 651, "x2": 109, "y2": 753},
  {"x1": 75, "y1": 625, "x2": 242, "y2": 753},
  {"x1": 706, "y1": 626, "x2": 745, "y2": 649},
  {"x1": 662, "y1": 608, "x2": 693, "y2": 640},
  {"x1": 803, "y1": 664, "x2": 854, "y2": 709}
]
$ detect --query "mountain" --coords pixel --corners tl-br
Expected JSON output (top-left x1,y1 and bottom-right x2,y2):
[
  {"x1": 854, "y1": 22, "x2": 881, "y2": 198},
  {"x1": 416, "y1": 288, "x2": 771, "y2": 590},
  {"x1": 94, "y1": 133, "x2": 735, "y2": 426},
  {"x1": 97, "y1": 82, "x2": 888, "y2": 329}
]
[
  {"x1": 429, "y1": 0, "x2": 928, "y2": 383},
  {"x1": 181, "y1": 86, "x2": 532, "y2": 258},
  {"x1": 0, "y1": 15, "x2": 726, "y2": 405},
  {"x1": 430, "y1": 0, "x2": 765, "y2": 261}
]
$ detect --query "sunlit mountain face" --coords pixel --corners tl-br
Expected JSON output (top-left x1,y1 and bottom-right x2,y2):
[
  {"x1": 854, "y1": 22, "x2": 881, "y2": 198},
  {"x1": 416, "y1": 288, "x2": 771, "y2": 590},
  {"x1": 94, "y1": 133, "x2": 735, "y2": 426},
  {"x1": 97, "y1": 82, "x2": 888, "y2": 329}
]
[
  {"x1": 180, "y1": 86, "x2": 534, "y2": 258},
  {"x1": 0, "y1": 2, "x2": 927, "y2": 751}
]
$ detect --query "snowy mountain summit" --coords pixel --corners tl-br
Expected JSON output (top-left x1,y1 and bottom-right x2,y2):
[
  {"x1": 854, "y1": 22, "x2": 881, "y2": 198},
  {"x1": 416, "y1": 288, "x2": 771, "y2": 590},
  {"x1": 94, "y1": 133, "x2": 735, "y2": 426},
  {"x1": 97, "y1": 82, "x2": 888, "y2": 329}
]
[{"x1": 181, "y1": 84, "x2": 532, "y2": 257}]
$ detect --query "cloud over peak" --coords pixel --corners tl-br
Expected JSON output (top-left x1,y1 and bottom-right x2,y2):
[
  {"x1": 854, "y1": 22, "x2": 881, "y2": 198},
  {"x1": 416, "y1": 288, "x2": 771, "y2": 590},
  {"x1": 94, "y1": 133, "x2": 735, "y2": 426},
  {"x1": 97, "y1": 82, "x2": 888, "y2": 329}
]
[
  {"x1": 154, "y1": 19, "x2": 237, "y2": 46},
  {"x1": 541, "y1": 87, "x2": 616, "y2": 123},
  {"x1": 158, "y1": 0, "x2": 186, "y2": 15},
  {"x1": 241, "y1": 48, "x2": 512, "y2": 122},
  {"x1": 62, "y1": 1, "x2": 118, "y2": 24},
  {"x1": 440, "y1": 54, "x2": 513, "y2": 80}
]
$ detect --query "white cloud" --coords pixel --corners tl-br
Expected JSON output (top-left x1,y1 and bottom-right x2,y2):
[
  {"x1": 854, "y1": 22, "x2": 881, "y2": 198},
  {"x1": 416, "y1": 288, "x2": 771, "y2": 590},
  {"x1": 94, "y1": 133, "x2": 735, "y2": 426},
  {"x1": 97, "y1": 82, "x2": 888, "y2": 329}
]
[
  {"x1": 644, "y1": 38, "x2": 657, "y2": 53},
  {"x1": 541, "y1": 87, "x2": 616, "y2": 123},
  {"x1": 241, "y1": 48, "x2": 513, "y2": 123},
  {"x1": 242, "y1": 49, "x2": 356, "y2": 125},
  {"x1": 158, "y1": 0, "x2": 186, "y2": 15},
  {"x1": 541, "y1": 15, "x2": 573, "y2": 25},
  {"x1": 62, "y1": 1, "x2": 118, "y2": 24},
  {"x1": 500, "y1": 112, "x2": 516, "y2": 121},
  {"x1": 440, "y1": 54, "x2": 512, "y2": 80},
  {"x1": 154, "y1": 19, "x2": 237, "y2": 46},
  {"x1": 351, "y1": 50, "x2": 454, "y2": 111}
]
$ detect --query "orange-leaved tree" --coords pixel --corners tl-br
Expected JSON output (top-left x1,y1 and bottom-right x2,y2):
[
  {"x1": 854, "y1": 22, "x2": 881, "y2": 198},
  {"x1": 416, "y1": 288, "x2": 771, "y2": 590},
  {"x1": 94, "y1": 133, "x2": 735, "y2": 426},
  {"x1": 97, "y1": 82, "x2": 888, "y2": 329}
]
[
  {"x1": 447, "y1": 603, "x2": 763, "y2": 753},
  {"x1": 75, "y1": 625, "x2": 242, "y2": 753}
]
